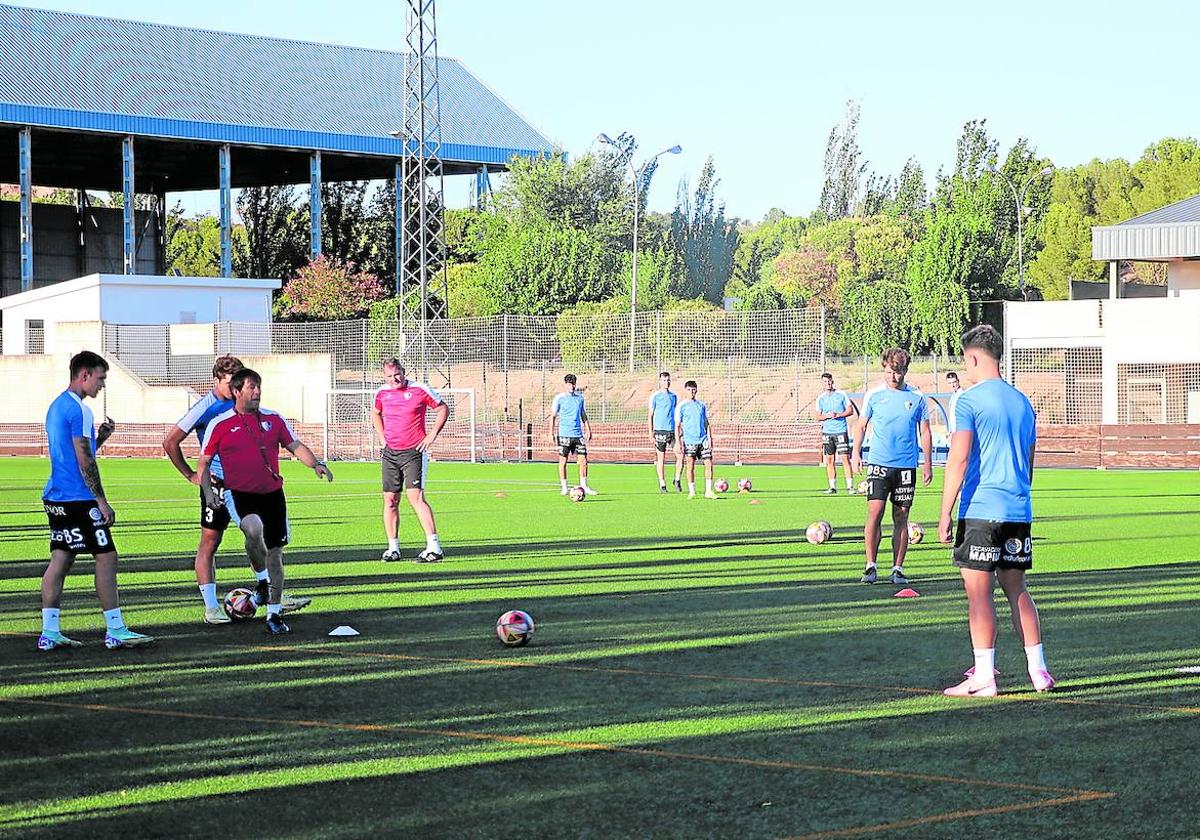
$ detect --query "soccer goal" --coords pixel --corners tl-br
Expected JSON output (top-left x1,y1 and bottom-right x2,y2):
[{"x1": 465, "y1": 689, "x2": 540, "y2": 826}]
[{"x1": 324, "y1": 388, "x2": 477, "y2": 463}]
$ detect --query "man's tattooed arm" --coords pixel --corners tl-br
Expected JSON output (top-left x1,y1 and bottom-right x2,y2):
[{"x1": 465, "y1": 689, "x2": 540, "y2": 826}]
[{"x1": 74, "y1": 437, "x2": 106, "y2": 500}]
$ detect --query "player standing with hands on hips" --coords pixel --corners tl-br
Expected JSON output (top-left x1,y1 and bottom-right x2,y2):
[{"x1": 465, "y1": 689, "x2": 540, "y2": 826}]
[
  {"x1": 852, "y1": 348, "x2": 932, "y2": 585},
  {"x1": 199, "y1": 369, "x2": 332, "y2": 635},
  {"x1": 38, "y1": 351, "x2": 154, "y2": 650},
  {"x1": 372, "y1": 358, "x2": 449, "y2": 563},
  {"x1": 939, "y1": 325, "x2": 1054, "y2": 697}
]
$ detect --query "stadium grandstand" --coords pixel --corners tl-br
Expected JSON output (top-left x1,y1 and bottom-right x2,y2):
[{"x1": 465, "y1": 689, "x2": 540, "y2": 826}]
[{"x1": 0, "y1": 2, "x2": 556, "y2": 296}]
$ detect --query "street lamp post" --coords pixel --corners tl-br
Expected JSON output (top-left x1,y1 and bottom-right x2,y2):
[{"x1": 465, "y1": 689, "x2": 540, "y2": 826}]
[
  {"x1": 597, "y1": 134, "x2": 681, "y2": 371},
  {"x1": 990, "y1": 164, "x2": 1053, "y2": 298}
]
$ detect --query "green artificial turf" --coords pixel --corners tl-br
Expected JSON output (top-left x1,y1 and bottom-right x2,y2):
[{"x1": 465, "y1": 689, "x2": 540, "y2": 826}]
[{"x1": 1, "y1": 457, "x2": 1198, "y2": 838}]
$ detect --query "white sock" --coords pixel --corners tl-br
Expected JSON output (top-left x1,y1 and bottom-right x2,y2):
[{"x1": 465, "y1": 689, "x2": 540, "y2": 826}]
[
  {"x1": 103, "y1": 607, "x2": 124, "y2": 631},
  {"x1": 688, "y1": 482, "x2": 696, "y2": 493},
  {"x1": 42, "y1": 608, "x2": 61, "y2": 633},
  {"x1": 973, "y1": 648, "x2": 996, "y2": 682},
  {"x1": 580, "y1": 477, "x2": 590, "y2": 489},
  {"x1": 659, "y1": 478, "x2": 666, "y2": 488},
  {"x1": 267, "y1": 603, "x2": 282, "y2": 616},
  {"x1": 1025, "y1": 643, "x2": 1047, "y2": 673},
  {"x1": 254, "y1": 568, "x2": 269, "y2": 582},
  {"x1": 846, "y1": 478, "x2": 854, "y2": 489},
  {"x1": 199, "y1": 583, "x2": 219, "y2": 609},
  {"x1": 426, "y1": 533, "x2": 442, "y2": 553},
  {"x1": 829, "y1": 479, "x2": 836, "y2": 488},
  {"x1": 705, "y1": 479, "x2": 713, "y2": 493},
  {"x1": 388, "y1": 538, "x2": 400, "y2": 552},
  {"x1": 560, "y1": 479, "x2": 568, "y2": 490}
]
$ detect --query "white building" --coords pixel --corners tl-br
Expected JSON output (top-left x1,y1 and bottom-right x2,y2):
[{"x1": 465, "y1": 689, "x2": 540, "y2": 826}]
[
  {"x1": 0, "y1": 273, "x2": 279, "y2": 355},
  {"x1": 1005, "y1": 193, "x2": 1200, "y2": 425}
]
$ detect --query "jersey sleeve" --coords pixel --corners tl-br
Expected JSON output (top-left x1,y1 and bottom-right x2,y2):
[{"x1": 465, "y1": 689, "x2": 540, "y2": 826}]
[
  {"x1": 176, "y1": 395, "x2": 210, "y2": 432},
  {"x1": 65, "y1": 399, "x2": 85, "y2": 439},
  {"x1": 201, "y1": 420, "x2": 223, "y2": 457},
  {"x1": 277, "y1": 416, "x2": 297, "y2": 448},
  {"x1": 861, "y1": 392, "x2": 875, "y2": 422},
  {"x1": 953, "y1": 394, "x2": 976, "y2": 434},
  {"x1": 373, "y1": 389, "x2": 385, "y2": 412},
  {"x1": 674, "y1": 404, "x2": 683, "y2": 426},
  {"x1": 550, "y1": 394, "x2": 562, "y2": 416},
  {"x1": 420, "y1": 383, "x2": 442, "y2": 407},
  {"x1": 917, "y1": 392, "x2": 929, "y2": 423},
  {"x1": 648, "y1": 393, "x2": 657, "y2": 411}
]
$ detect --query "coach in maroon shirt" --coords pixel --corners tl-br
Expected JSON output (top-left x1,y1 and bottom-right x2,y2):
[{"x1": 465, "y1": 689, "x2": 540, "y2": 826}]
[
  {"x1": 371, "y1": 357, "x2": 449, "y2": 563},
  {"x1": 198, "y1": 368, "x2": 332, "y2": 635}
]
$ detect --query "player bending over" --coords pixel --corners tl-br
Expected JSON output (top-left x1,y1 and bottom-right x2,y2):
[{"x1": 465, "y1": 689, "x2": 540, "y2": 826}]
[
  {"x1": 372, "y1": 358, "x2": 449, "y2": 563},
  {"x1": 939, "y1": 325, "x2": 1054, "y2": 697},
  {"x1": 851, "y1": 348, "x2": 932, "y2": 585},
  {"x1": 163, "y1": 355, "x2": 311, "y2": 624},
  {"x1": 675, "y1": 380, "x2": 716, "y2": 500},
  {"x1": 813, "y1": 372, "x2": 856, "y2": 494},
  {"x1": 648, "y1": 371, "x2": 683, "y2": 493},
  {"x1": 199, "y1": 369, "x2": 332, "y2": 635},
  {"x1": 551, "y1": 373, "x2": 596, "y2": 496},
  {"x1": 38, "y1": 351, "x2": 154, "y2": 651}
]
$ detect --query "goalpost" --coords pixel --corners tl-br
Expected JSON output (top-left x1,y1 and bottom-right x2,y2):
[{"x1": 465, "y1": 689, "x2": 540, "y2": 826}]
[{"x1": 324, "y1": 388, "x2": 477, "y2": 463}]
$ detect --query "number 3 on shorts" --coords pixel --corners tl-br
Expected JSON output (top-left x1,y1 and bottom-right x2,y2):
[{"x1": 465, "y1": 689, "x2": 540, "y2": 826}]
[{"x1": 204, "y1": 507, "x2": 214, "y2": 524}]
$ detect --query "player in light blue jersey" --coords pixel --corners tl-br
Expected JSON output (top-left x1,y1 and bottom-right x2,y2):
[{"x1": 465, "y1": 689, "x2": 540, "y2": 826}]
[
  {"x1": 38, "y1": 351, "x2": 154, "y2": 651},
  {"x1": 675, "y1": 380, "x2": 717, "y2": 499},
  {"x1": 550, "y1": 373, "x2": 595, "y2": 495},
  {"x1": 648, "y1": 371, "x2": 683, "y2": 492},
  {"x1": 813, "y1": 372, "x2": 856, "y2": 494},
  {"x1": 163, "y1": 355, "x2": 304, "y2": 624},
  {"x1": 851, "y1": 348, "x2": 932, "y2": 586},
  {"x1": 940, "y1": 325, "x2": 1054, "y2": 697}
]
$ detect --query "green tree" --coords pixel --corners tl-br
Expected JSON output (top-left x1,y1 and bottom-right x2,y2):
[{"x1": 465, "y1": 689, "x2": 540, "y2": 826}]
[
  {"x1": 1025, "y1": 204, "x2": 1105, "y2": 299},
  {"x1": 166, "y1": 211, "x2": 225, "y2": 277},
  {"x1": 667, "y1": 157, "x2": 739, "y2": 302},
  {"x1": 274, "y1": 255, "x2": 386, "y2": 321},
  {"x1": 819, "y1": 100, "x2": 866, "y2": 220},
  {"x1": 904, "y1": 210, "x2": 980, "y2": 354},
  {"x1": 890, "y1": 157, "x2": 927, "y2": 221},
  {"x1": 730, "y1": 214, "x2": 807, "y2": 287},
  {"x1": 235, "y1": 186, "x2": 307, "y2": 280}
]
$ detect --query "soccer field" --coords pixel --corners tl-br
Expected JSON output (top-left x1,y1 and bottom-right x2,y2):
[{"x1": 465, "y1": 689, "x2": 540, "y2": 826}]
[{"x1": 1, "y1": 457, "x2": 1199, "y2": 838}]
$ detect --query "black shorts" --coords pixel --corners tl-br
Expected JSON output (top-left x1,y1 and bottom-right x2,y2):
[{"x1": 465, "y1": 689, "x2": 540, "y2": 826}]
[
  {"x1": 953, "y1": 519, "x2": 1033, "y2": 572},
  {"x1": 383, "y1": 447, "x2": 427, "y2": 492},
  {"x1": 44, "y1": 499, "x2": 117, "y2": 555},
  {"x1": 227, "y1": 489, "x2": 290, "y2": 550},
  {"x1": 863, "y1": 464, "x2": 916, "y2": 507},
  {"x1": 653, "y1": 430, "x2": 676, "y2": 452},
  {"x1": 199, "y1": 482, "x2": 231, "y2": 532},
  {"x1": 822, "y1": 432, "x2": 851, "y2": 456},
  {"x1": 558, "y1": 436, "x2": 588, "y2": 457},
  {"x1": 683, "y1": 439, "x2": 712, "y2": 461}
]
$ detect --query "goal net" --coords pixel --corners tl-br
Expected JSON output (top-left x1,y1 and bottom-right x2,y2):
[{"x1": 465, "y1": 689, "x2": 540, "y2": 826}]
[{"x1": 324, "y1": 388, "x2": 477, "y2": 462}]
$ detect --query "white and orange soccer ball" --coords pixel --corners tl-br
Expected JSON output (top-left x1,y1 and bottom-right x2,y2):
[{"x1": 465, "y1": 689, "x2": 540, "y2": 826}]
[
  {"x1": 805, "y1": 522, "x2": 829, "y2": 545},
  {"x1": 908, "y1": 523, "x2": 925, "y2": 544},
  {"x1": 568, "y1": 486, "x2": 586, "y2": 502},
  {"x1": 714, "y1": 478, "x2": 730, "y2": 493},
  {"x1": 496, "y1": 610, "x2": 535, "y2": 647},
  {"x1": 737, "y1": 478, "x2": 753, "y2": 493},
  {"x1": 223, "y1": 587, "x2": 257, "y2": 621}
]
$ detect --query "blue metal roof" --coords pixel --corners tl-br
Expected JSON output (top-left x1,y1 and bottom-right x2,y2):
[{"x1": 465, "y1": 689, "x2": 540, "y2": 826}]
[{"x1": 0, "y1": 4, "x2": 556, "y2": 165}]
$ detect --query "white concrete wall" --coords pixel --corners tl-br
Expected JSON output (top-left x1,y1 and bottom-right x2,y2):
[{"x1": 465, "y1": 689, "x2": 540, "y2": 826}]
[
  {"x1": 2, "y1": 287, "x2": 102, "y2": 354},
  {"x1": 99, "y1": 279, "x2": 273, "y2": 324},
  {"x1": 1006, "y1": 300, "x2": 1104, "y2": 344},
  {"x1": 1168, "y1": 261, "x2": 1200, "y2": 298}
]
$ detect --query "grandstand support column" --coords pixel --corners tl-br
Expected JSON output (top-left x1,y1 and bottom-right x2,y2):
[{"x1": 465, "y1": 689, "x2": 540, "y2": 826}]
[
  {"x1": 310, "y1": 151, "x2": 322, "y2": 259},
  {"x1": 76, "y1": 189, "x2": 87, "y2": 277},
  {"x1": 154, "y1": 190, "x2": 167, "y2": 275},
  {"x1": 18, "y1": 126, "x2": 33, "y2": 292},
  {"x1": 473, "y1": 165, "x2": 491, "y2": 208},
  {"x1": 122, "y1": 136, "x2": 136, "y2": 274},
  {"x1": 219, "y1": 144, "x2": 233, "y2": 278},
  {"x1": 394, "y1": 159, "x2": 403, "y2": 295}
]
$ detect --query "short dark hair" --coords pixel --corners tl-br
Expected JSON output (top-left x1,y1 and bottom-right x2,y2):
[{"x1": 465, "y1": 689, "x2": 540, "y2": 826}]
[
  {"x1": 881, "y1": 347, "x2": 910, "y2": 371},
  {"x1": 564, "y1": 373, "x2": 577, "y2": 385},
  {"x1": 69, "y1": 350, "x2": 108, "y2": 378},
  {"x1": 684, "y1": 380, "x2": 698, "y2": 389},
  {"x1": 212, "y1": 354, "x2": 244, "y2": 379},
  {"x1": 946, "y1": 371, "x2": 959, "y2": 381},
  {"x1": 659, "y1": 371, "x2": 671, "y2": 378},
  {"x1": 961, "y1": 324, "x2": 1004, "y2": 360},
  {"x1": 230, "y1": 368, "x2": 262, "y2": 392},
  {"x1": 821, "y1": 372, "x2": 833, "y2": 381}
]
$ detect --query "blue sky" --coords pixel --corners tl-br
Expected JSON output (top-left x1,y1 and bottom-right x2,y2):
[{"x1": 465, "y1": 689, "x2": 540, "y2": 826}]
[{"x1": 17, "y1": 0, "x2": 1200, "y2": 220}]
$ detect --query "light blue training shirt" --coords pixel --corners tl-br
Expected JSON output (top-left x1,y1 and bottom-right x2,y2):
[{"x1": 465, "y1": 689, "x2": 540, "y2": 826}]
[
  {"x1": 861, "y1": 384, "x2": 928, "y2": 468},
  {"x1": 954, "y1": 378, "x2": 1037, "y2": 522},
  {"x1": 649, "y1": 389, "x2": 678, "y2": 431},
  {"x1": 552, "y1": 391, "x2": 586, "y2": 437},
  {"x1": 176, "y1": 390, "x2": 234, "y2": 478},
  {"x1": 43, "y1": 390, "x2": 95, "y2": 502},
  {"x1": 675, "y1": 399, "x2": 710, "y2": 445},
  {"x1": 816, "y1": 390, "x2": 852, "y2": 435}
]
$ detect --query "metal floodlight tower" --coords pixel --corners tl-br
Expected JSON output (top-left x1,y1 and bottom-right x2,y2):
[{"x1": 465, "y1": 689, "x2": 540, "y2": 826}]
[{"x1": 398, "y1": 0, "x2": 450, "y2": 385}]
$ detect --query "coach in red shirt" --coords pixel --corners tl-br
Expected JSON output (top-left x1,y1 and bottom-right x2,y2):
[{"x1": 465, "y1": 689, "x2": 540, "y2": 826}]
[
  {"x1": 198, "y1": 368, "x2": 332, "y2": 635},
  {"x1": 371, "y1": 357, "x2": 449, "y2": 563}
]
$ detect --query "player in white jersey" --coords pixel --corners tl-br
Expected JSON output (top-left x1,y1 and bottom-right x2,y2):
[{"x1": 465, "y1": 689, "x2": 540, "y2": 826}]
[{"x1": 945, "y1": 371, "x2": 962, "y2": 433}]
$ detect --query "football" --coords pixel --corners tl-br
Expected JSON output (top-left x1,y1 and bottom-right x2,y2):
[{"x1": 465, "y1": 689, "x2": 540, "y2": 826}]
[
  {"x1": 568, "y1": 485, "x2": 586, "y2": 502},
  {"x1": 737, "y1": 478, "x2": 753, "y2": 493},
  {"x1": 496, "y1": 609, "x2": 535, "y2": 646},
  {"x1": 805, "y1": 522, "x2": 829, "y2": 545},
  {"x1": 223, "y1": 587, "x2": 257, "y2": 621},
  {"x1": 908, "y1": 522, "x2": 925, "y2": 544},
  {"x1": 714, "y1": 478, "x2": 730, "y2": 493},
  {"x1": 819, "y1": 520, "x2": 834, "y2": 540},
  {"x1": 856, "y1": 480, "x2": 870, "y2": 495}
]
